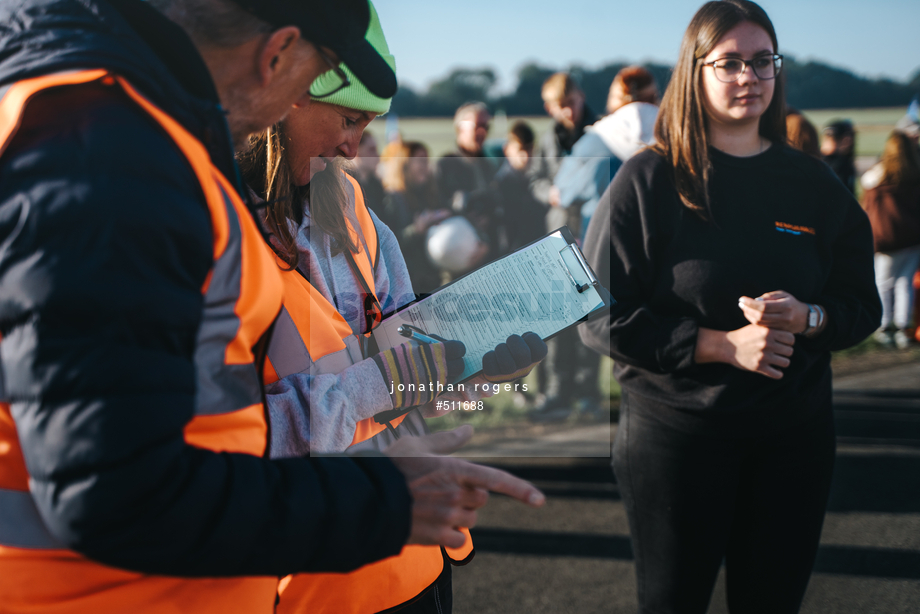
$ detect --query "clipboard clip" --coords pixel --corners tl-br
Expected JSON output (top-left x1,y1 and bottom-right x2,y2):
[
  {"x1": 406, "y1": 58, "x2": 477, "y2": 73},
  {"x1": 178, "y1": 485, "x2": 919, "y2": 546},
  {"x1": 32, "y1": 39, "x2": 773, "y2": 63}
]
[{"x1": 559, "y1": 243, "x2": 596, "y2": 294}]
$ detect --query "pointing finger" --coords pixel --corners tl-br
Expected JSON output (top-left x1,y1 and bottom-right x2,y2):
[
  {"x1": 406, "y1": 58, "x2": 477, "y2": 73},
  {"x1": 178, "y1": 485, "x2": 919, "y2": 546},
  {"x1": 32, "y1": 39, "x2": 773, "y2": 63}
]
[{"x1": 456, "y1": 463, "x2": 546, "y2": 507}]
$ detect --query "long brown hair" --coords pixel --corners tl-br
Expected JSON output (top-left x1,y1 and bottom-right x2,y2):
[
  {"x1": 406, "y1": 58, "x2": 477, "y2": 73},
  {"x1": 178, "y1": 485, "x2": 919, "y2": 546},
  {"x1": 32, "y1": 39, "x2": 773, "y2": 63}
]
[
  {"x1": 382, "y1": 141, "x2": 439, "y2": 220},
  {"x1": 879, "y1": 130, "x2": 920, "y2": 187},
  {"x1": 608, "y1": 66, "x2": 658, "y2": 114},
  {"x1": 653, "y1": 0, "x2": 786, "y2": 219},
  {"x1": 382, "y1": 141, "x2": 428, "y2": 193},
  {"x1": 785, "y1": 110, "x2": 820, "y2": 157},
  {"x1": 238, "y1": 123, "x2": 357, "y2": 269},
  {"x1": 381, "y1": 141, "x2": 411, "y2": 193}
]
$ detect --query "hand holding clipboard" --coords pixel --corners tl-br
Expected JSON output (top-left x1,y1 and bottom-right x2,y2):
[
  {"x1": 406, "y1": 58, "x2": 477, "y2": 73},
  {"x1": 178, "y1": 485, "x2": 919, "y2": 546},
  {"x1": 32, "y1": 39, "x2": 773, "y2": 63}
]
[
  {"x1": 371, "y1": 227, "x2": 613, "y2": 384},
  {"x1": 397, "y1": 325, "x2": 547, "y2": 385}
]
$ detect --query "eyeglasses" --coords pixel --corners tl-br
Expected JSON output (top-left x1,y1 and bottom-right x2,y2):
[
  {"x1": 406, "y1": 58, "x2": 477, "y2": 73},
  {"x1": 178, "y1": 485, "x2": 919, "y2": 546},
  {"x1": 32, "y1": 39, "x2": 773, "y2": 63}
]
[
  {"x1": 700, "y1": 54, "x2": 783, "y2": 83},
  {"x1": 310, "y1": 46, "x2": 351, "y2": 98}
]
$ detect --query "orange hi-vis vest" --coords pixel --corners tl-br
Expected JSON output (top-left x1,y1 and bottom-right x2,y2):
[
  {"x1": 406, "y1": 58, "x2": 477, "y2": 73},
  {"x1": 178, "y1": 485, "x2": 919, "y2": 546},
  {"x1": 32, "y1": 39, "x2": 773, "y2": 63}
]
[
  {"x1": 263, "y1": 174, "x2": 473, "y2": 614},
  {"x1": 0, "y1": 70, "x2": 284, "y2": 614}
]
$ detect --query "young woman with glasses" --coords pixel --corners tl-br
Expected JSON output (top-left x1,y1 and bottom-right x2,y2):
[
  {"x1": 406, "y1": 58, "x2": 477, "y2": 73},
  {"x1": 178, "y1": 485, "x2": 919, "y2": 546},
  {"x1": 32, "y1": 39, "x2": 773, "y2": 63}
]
[{"x1": 579, "y1": 1, "x2": 881, "y2": 612}]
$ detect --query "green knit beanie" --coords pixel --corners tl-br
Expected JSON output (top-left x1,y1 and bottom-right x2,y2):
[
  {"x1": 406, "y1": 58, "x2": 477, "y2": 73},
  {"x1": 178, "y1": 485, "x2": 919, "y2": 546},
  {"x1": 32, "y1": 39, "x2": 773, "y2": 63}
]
[{"x1": 311, "y1": 1, "x2": 395, "y2": 115}]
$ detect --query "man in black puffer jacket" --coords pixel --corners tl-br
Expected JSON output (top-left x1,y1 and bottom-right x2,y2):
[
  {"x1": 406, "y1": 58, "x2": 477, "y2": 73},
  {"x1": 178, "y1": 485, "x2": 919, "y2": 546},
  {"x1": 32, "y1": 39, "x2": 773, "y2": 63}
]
[{"x1": 0, "y1": 1, "x2": 543, "y2": 612}]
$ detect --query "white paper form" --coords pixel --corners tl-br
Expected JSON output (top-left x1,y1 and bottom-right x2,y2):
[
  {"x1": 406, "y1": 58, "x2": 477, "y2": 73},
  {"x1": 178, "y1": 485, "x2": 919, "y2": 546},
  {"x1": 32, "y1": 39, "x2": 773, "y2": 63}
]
[{"x1": 371, "y1": 231, "x2": 604, "y2": 382}]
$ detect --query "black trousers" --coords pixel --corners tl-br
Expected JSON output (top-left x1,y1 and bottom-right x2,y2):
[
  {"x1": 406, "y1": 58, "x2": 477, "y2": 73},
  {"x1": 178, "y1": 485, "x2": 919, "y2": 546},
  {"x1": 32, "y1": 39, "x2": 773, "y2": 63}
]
[{"x1": 613, "y1": 392, "x2": 836, "y2": 614}]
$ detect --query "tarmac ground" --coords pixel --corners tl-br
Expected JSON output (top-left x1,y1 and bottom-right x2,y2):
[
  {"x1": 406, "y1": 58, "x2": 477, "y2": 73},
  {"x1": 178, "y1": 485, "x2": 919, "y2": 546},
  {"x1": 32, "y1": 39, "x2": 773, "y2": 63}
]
[{"x1": 451, "y1": 360, "x2": 920, "y2": 613}]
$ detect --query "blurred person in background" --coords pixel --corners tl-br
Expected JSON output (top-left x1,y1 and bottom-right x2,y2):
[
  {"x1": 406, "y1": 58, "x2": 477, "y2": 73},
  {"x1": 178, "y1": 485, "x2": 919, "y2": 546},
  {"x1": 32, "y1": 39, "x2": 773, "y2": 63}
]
[
  {"x1": 821, "y1": 118, "x2": 857, "y2": 193},
  {"x1": 527, "y1": 73, "x2": 599, "y2": 420},
  {"x1": 350, "y1": 130, "x2": 386, "y2": 214},
  {"x1": 785, "y1": 108, "x2": 820, "y2": 157},
  {"x1": 381, "y1": 141, "x2": 451, "y2": 296},
  {"x1": 239, "y1": 5, "x2": 547, "y2": 611},
  {"x1": 493, "y1": 121, "x2": 546, "y2": 408},
  {"x1": 380, "y1": 133, "x2": 406, "y2": 166},
  {"x1": 530, "y1": 73, "x2": 596, "y2": 224},
  {"x1": 580, "y1": 2, "x2": 880, "y2": 611},
  {"x1": 531, "y1": 68, "x2": 660, "y2": 423},
  {"x1": 862, "y1": 104, "x2": 920, "y2": 191},
  {"x1": 558, "y1": 65, "x2": 660, "y2": 239},
  {"x1": 376, "y1": 132, "x2": 407, "y2": 213},
  {"x1": 435, "y1": 102, "x2": 500, "y2": 276},
  {"x1": 606, "y1": 65, "x2": 660, "y2": 115},
  {"x1": 494, "y1": 120, "x2": 548, "y2": 251},
  {"x1": 892, "y1": 103, "x2": 920, "y2": 341},
  {"x1": 862, "y1": 130, "x2": 920, "y2": 349}
]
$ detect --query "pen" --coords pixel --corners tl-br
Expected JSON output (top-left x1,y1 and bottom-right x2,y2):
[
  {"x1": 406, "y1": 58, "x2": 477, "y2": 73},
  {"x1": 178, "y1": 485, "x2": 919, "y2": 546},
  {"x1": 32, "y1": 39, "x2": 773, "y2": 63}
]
[{"x1": 397, "y1": 325, "x2": 442, "y2": 345}]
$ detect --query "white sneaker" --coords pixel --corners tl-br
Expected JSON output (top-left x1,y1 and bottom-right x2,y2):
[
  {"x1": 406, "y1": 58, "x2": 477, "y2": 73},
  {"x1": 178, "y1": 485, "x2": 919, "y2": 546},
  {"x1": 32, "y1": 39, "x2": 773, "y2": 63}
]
[
  {"x1": 873, "y1": 329, "x2": 894, "y2": 348},
  {"x1": 894, "y1": 329, "x2": 911, "y2": 350}
]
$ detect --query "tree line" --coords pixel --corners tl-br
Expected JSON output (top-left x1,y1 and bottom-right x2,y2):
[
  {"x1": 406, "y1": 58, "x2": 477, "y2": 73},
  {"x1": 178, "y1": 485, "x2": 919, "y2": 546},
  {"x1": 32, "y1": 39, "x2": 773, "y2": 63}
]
[{"x1": 391, "y1": 57, "x2": 920, "y2": 117}]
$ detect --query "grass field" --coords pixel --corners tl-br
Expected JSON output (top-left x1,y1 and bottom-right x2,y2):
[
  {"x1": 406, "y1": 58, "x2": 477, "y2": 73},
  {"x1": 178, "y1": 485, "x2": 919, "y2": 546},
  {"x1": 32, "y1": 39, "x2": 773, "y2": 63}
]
[{"x1": 364, "y1": 107, "x2": 906, "y2": 160}]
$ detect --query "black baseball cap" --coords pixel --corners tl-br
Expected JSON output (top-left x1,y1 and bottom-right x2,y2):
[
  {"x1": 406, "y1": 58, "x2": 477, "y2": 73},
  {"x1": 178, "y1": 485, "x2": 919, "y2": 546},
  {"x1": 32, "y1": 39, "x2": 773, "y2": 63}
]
[{"x1": 227, "y1": 0, "x2": 397, "y2": 99}]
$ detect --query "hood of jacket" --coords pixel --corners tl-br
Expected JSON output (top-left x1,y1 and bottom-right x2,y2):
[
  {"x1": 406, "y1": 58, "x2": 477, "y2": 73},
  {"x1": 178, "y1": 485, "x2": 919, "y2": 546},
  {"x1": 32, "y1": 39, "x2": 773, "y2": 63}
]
[
  {"x1": 590, "y1": 102, "x2": 658, "y2": 162},
  {"x1": 0, "y1": 0, "x2": 239, "y2": 183}
]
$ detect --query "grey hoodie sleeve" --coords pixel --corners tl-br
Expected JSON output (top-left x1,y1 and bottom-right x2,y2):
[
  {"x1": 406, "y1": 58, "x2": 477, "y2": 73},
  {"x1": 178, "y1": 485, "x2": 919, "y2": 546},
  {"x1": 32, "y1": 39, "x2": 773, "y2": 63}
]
[
  {"x1": 265, "y1": 212, "x2": 417, "y2": 457},
  {"x1": 266, "y1": 360, "x2": 395, "y2": 456}
]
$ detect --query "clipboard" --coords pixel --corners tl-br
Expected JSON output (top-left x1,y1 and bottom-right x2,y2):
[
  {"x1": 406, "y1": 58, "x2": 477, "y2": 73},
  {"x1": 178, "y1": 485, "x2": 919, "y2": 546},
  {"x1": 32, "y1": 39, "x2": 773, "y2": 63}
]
[{"x1": 369, "y1": 226, "x2": 614, "y2": 384}]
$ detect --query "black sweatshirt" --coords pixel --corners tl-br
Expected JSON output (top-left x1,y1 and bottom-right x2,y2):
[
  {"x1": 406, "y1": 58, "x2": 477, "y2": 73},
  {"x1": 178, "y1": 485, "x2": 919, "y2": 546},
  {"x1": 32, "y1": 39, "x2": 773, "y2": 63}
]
[{"x1": 580, "y1": 145, "x2": 881, "y2": 435}]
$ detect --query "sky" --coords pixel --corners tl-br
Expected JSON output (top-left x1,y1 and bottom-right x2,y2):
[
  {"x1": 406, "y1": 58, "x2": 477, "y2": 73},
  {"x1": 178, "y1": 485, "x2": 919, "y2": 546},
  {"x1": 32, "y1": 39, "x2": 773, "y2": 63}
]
[{"x1": 375, "y1": 0, "x2": 920, "y2": 93}]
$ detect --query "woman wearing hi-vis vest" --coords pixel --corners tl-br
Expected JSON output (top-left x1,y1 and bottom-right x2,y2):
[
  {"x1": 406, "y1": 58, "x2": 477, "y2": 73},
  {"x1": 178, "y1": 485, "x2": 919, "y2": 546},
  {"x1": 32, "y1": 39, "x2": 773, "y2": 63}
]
[{"x1": 237, "y1": 4, "x2": 546, "y2": 614}]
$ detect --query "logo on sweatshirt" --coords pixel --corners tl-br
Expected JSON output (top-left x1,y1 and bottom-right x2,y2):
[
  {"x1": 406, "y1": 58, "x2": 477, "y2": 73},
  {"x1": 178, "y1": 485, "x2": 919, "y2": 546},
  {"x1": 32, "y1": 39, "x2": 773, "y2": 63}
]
[{"x1": 775, "y1": 221, "x2": 815, "y2": 236}]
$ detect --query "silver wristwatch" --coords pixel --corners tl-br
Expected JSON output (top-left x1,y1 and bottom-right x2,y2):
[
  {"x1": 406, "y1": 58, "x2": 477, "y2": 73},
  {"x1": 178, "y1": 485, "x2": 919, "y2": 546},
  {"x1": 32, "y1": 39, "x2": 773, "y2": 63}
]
[{"x1": 802, "y1": 303, "x2": 818, "y2": 336}]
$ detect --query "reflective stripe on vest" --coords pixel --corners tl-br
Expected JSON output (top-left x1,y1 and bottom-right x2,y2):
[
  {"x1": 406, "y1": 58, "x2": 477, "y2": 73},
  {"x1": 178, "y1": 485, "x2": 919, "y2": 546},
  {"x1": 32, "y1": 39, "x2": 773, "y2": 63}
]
[
  {"x1": 0, "y1": 338, "x2": 6, "y2": 402},
  {"x1": 269, "y1": 304, "x2": 364, "y2": 379},
  {"x1": 268, "y1": 175, "x2": 472, "y2": 614},
  {"x1": 192, "y1": 181, "x2": 265, "y2": 416},
  {"x1": 0, "y1": 70, "x2": 282, "y2": 613},
  {"x1": 114, "y1": 77, "x2": 275, "y2": 428},
  {"x1": 346, "y1": 409, "x2": 427, "y2": 453}
]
